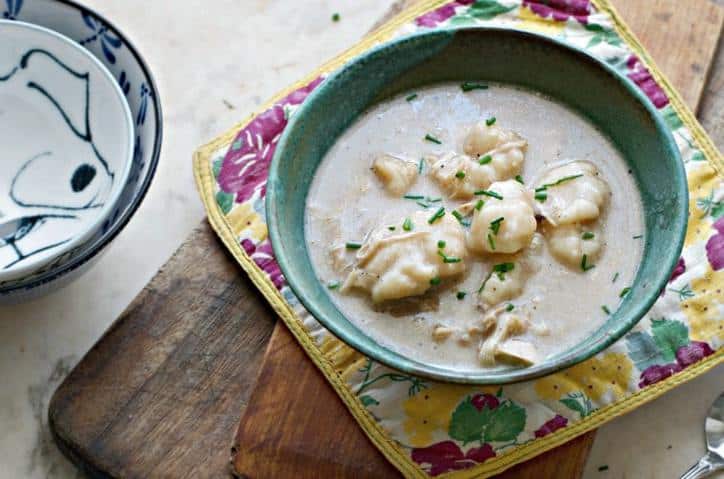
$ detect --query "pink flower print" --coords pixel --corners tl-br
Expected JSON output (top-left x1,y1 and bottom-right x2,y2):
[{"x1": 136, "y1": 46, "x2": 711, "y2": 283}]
[
  {"x1": 669, "y1": 257, "x2": 686, "y2": 283},
  {"x1": 411, "y1": 441, "x2": 495, "y2": 476},
  {"x1": 241, "y1": 238, "x2": 285, "y2": 290},
  {"x1": 676, "y1": 341, "x2": 714, "y2": 368},
  {"x1": 534, "y1": 414, "x2": 569, "y2": 438},
  {"x1": 638, "y1": 363, "x2": 682, "y2": 388},
  {"x1": 522, "y1": 0, "x2": 590, "y2": 23},
  {"x1": 626, "y1": 55, "x2": 669, "y2": 108},
  {"x1": 217, "y1": 76, "x2": 324, "y2": 204},
  {"x1": 415, "y1": 0, "x2": 475, "y2": 27},
  {"x1": 471, "y1": 393, "x2": 500, "y2": 411},
  {"x1": 706, "y1": 217, "x2": 724, "y2": 270}
]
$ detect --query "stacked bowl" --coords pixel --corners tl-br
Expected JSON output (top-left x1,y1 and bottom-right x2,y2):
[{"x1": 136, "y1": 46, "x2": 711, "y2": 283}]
[{"x1": 0, "y1": 0, "x2": 161, "y2": 303}]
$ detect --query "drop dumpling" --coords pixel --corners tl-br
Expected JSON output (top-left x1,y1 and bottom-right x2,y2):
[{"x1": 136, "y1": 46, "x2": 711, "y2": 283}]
[{"x1": 371, "y1": 154, "x2": 419, "y2": 196}]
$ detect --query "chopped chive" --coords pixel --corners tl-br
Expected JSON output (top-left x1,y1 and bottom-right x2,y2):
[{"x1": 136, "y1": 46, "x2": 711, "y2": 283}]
[
  {"x1": 486, "y1": 116, "x2": 497, "y2": 126},
  {"x1": 581, "y1": 254, "x2": 595, "y2": 271},
  {"x1": 428, "y1": 197, "x2": 442, "y2": 203},
  {"x1": 428, "y1": 207, "x2": 445, "y2": 224},
  {"x1": 540, "y1": 174, "x2": 583, "y2": 190},
  {"x1": 346, "y1": 242, "x2": 362, "y2": 250},
  {"x1": 437, "y1": 240, "x2": 446, "y2": 249},
  {"x1": 403, "y1": 217, "x2": 413, "y2": 231},
  {"x1": 388, "y1": 226, "x2": 396, "y2": 231},
  {"x1": 620, "y1": 287, "x2": 631, "y2": 298},
  {"x1": 456, "y1": 291, "x2": 467, "y2": 300},
  {"x1": 582, "y1": 231, "x2": 595, "y2": 240},
  {"x1": 430, "y1": 276, "x2": 441, "y2": 286},
  {"x1": 331, "y1": 12, "x2": 340, "y2": 21},
  {"x1": 478, "y1": 272, "x2": 493, "y2": 293},
  {"x1": 452, "y1": 210, "x2": 465, "y2": 223},
  {"x1": 475, "y1": 199, "x2": 485, "y2": 211},
  {"x1": 487, "y1": 233, "x2": 496, "y2": 250},
  {"x1": 416, "y1": 201, "x2": 430, "y2": 208},
  {"x1": 612, "y1": 272, "x2": 619, "y2": 283},
  {"x1": 418, "y1": 158, "x2": 424, "y2": 174},
  {"x1": 443, "y1": 256, "x2": 462, "y2": 264},
  {"x1": 327, "y1": 281, "x2": 341, "y2": 290},
  {"x1": 475, "y1": 189, "x2": 503, "y2": 200},
  {"x1": 598, "y1": 465, "x2": 609, "y2": 472},
  {"x1": 406, "y1": 93, "x2": 418, "y2": 102},
  {"x1": 493, "y1": 262, "x2": 515, "y2": 280},
  {"x1": 479, "y1": 154, "x2": 492, "y2": 165},
  {"x1": 535, "y1": 191, "x2": 548, "y2": 202},
  {"x1": 424, "y1": 133, "x2": 442, "y2": 144},
  {"x1": 602, "y1": 305, "x2": 611, "y2": 315},
  {"x1": 506, "y1": 303, "x2": 514, "y2": 312},
  {"x1": 633, "y1": 234, "x2": 643, "y2": 239},
  {"x1": 460, "y1": 81, "x2": 488, "y2": 92},
  {"x1": 404, "y1": 194, "x2": 425, "y2": 200},
  {"x1": 489, "y1": 217, "x2": 505, "y2": 235},
  {"x1": 514, "y1": 175, "x2": 524, "y2": 184},
  {"x1": 455, "y1": 170, "x2": 466, "y2": 179}
]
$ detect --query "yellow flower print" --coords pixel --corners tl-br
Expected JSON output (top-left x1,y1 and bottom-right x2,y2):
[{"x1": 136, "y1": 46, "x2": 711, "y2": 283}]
[
  {"x1": 685, "y1": 164, "x2": 719, "y2": 246},
  {"x1": 535, "y1": 352, "x2": 633, "y2": 402},
  {"x1": 515, "y1": 6, "x2": 566, "y2": 36},
  {"x1": 683, "y1": 265, "x2": 724, "y2": 343},
  {"x1": 402, "y1": 383, "x2": 496, "y2": 447},
  {"x1": 226, "y1": 202, "x2": 267, "y2": 241},
  {"x1": 319, "y1": 336, "x2": 367, "y2": 382}
]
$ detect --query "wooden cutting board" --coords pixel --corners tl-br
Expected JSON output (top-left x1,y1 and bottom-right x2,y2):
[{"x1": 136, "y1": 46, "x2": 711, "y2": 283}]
[{"x1": 49, "y1": 1, "x2": 723, "y2": 478}]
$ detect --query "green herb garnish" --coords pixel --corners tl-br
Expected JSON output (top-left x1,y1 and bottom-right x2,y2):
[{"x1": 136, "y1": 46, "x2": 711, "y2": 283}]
[
  {"x1": 493, "y1": 262, "x2": 515, "y2": 280},
  {"x1": 388, "y1": 226, "x2": 396, "y2": 231},
  {"x1": 418, "y1": 158, "x2": 424, "y2": 174},
  {"x1": 416, "y1": 201, "x2": 429, "y2": 209},
  {"x1": 598, "y1": 465, "x2": 609, "y2": 472},
  {"x1": 428, "y1": 207, "x2": 445, "y2": 224},
  {"x1": 602, "y1": 305, "x2": 611, "y2": 315},
  {"x1": 437, "y1": 240, "x2": 446, "y2": 249},
  {"x1": 455, "y1": 170, "x2": 466, "y2": 179},
  {"x1": 539, "y1": 174, "x2": 584, "y2": 190},
  {"x1": 403, "y1": 194, "x2": 424, "y2": 200},
  {"x1": 430, "y1": 276, "x2": 441, "y2": 286},
  {"x1": 478, "y1": 272, "x2": 492, "y2": 293},
  {"x1": 612, "y1": 272, "x2": 619, "y2": 283},
  {"x1": 327, "y1": 281, "x2": 341, "y2": 290},
  {"x1": 582, "y1": 231, "x2": 595, "y2": 240},
  {"x1": 406, "y1": 93, "x2": 418, "y2": 102},
  {"x1": 581, "y1": 254, "x2": 595, "y2": 271},
  {"x1": 486, "y1": 116, "x2": 496, "y2": 126},
  {"x1": 460, "y1": 81, "x2": 488, "y2": 92},
  {"x1": 479, "y1": 154, "x2": 492, "y2": 165},
  {"x1": 456, "y1": 291, "x2": 467, "y2": 300},
  {"x1": 475, "y1": 189, "x2": 503, "y2": 200},
  {"x1": 535, "y1": 191, "x2": 548, "y2": 202},
  {"x1": 331, "y1": 12, "x2": 340, "y2": 21},
  {"x1": 346, "y1": 242, "x2": 362, "y2": 250},
  {"x1": 402, "y1": 217, "x2": 413, "y2": 231},
  {"x1": 487, "y1": 233, "x2": 496, "y2": 250},
  {"x1": 633, "y1": 234, "x2": 643, "y2": 239},
  {"x1": 443, "y1": 256, "x2": 461, "y2": 264},
  {"x1": 489, "y1": 217, "x2": 505, "y2": 235},
  {"x1": 425, "y1": 133, "x2": 442, "y2": 144},
  {"x1": 514, "y1": 175, "x2": 524, "y2": 184},
  {"x1": 452, "y1": 210, "x2": 465, "y2": 223},
  {"x1": 620, "y1": 287, "x2": 631, "y2": 298},
  {"x1": 475, "y1": 199, "x2": 484, "y2": 211},
  {"x1": 506, "y1": 303, "x2": 514, "y2": 312}
]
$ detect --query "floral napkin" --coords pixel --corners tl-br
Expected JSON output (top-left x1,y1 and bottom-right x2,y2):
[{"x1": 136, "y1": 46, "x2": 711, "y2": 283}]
[{"x1": 194, "y1": 1, "x2": 724, "y2": 477}]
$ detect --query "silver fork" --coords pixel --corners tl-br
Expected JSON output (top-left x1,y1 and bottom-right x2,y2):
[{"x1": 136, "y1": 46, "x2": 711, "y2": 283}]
[{"x1": 681, "y1": 392, "x2": 724, "y2": 479}]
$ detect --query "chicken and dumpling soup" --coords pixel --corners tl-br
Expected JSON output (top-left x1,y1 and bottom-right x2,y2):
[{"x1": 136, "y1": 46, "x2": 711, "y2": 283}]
[{"x1": 304, "y1": 83, "x2": 644, "y2": 371}]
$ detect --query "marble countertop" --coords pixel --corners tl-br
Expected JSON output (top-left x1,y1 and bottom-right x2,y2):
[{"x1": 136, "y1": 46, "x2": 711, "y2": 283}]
[{"x1": 0, "y1": 1, "x2": 721, "y2": 478}]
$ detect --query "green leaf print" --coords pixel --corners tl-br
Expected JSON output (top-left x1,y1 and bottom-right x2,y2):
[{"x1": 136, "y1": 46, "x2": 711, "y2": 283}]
[
  {"x1": 697, "y1": 190, "x2": 723, "y2": 219},
  {"x1": 584, "y1": 23, "x2": 622, "y2": 48},
  {"x1": 651, "y1": 318, "x2": 689, "y2": 362},
  {"x1": 468, "y1": 0, "x2": 516, "y2": 20},
  {"x1": 483, "y1": 401, "x2": 526, "y2": 442},
  {"x1": 449, "y1": 397, "x2": 493, "y2": 444},
  {"x1": 212, "y1": 157, "x2": 224, "y2": 179},
  {"x1": 668, "y1": 284, "x2": 695, "y2": 301},
  {"x1": 713, "y1": 202, "x2": 724, "y2": 220},
  {"x1": 559, "y1": 392, "x2": 595, "y2": 418},
  {"x1": 360, "y1": 395, "x2": 380, "y2": 407},
  {"x1": 626, "y1": 331, "x2": 664, "y2": 371},
  {"x1": 216, "y1": 190, "x2": 234, "y2": 214},
  {"x1": 448, "y1": 14, "x2": 477, "y2": 25},
  {"x1": 661, "y1": 105, "x2": 684, "y2": 130}
]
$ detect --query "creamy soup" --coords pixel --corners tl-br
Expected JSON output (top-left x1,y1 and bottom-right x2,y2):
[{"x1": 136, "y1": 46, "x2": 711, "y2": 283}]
[{"x1": 304, "y1": 83, "x2": 644, "y2": 371}]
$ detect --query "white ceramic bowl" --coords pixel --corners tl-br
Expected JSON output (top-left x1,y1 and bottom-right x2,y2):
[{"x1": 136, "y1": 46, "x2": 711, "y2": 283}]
[{"x1": 0, "y1": 20, "x2": 133, "y2": 282}]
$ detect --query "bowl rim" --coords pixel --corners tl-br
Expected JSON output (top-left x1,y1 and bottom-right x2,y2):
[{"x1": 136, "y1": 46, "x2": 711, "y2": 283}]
[
  {"x1": 0, "y1": 0, "x2": 163, "y2": 294},
  {"x1": 267, "y1": 26, "x2": 688, "y2": 384},
  {"x1": 0, "y1": 18, "x2": 135, "y2": 282}
]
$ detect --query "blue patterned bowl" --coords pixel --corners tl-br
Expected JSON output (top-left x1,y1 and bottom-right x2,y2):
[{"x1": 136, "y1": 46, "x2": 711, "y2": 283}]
[{"x1": 0, "y1": 0, "x2": 162, "y2": 302}]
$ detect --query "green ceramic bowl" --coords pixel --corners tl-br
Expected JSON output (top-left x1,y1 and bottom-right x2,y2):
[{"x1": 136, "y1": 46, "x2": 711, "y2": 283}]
[{"x1": 267, "y1": 27, "x2": 687, "y2": 384}]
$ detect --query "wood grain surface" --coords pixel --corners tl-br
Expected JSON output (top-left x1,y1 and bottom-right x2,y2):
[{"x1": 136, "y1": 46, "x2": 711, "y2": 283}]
[{"x1": 49, "y1": 1, "x2": 723, "y2": 478}]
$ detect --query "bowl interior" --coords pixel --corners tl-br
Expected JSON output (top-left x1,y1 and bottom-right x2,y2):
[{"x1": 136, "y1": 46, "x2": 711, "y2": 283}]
[
  {"x1": 267, "y1": 27, "x2": 687, "y2": 384},
  {"x1": 0, "y1": 19, "x2": 133, "y2": 281}
]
